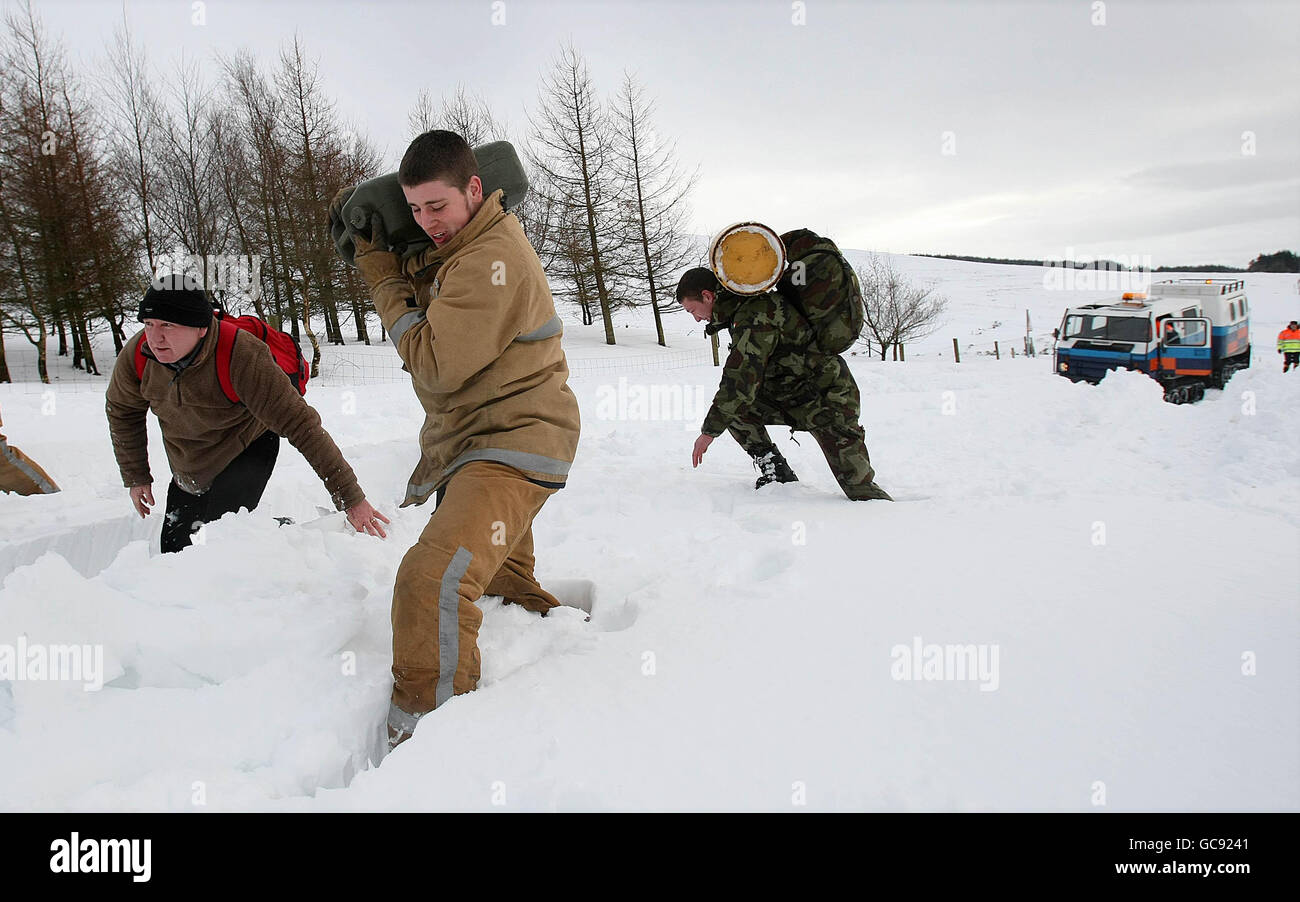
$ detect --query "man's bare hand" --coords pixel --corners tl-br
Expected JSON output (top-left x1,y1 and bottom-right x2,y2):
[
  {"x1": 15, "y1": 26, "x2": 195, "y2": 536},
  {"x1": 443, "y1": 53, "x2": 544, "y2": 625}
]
[
  {"x1": 346, "y1": 499, "x2": 391, "y2": 539},
  {"x1": 692, "y1": 433, "x2": 715, "y2": 468},
  {"x1": 129, "y1": 484, "x2": 154, "y2": 519}
]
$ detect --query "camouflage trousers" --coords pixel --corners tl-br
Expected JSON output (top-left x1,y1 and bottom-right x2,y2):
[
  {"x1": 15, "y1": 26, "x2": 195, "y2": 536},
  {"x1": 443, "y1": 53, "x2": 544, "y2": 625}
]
[{"x1": 726, "y1": 356, "x2": 879, "y2": 499}]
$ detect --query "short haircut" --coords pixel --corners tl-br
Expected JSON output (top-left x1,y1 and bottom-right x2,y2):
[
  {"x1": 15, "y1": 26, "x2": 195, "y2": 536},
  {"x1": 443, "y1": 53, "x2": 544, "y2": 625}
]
[
  {"x1": 676, "y1": 266, "x2": 719, "y2": 303},
  {"x1": 398, "y1": 130, "x2": 478, "y2": 190}
]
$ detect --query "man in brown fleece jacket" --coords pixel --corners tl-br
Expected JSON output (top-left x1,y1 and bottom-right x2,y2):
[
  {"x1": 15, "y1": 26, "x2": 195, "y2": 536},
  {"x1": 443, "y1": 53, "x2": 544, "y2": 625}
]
[
  {"x1": 349, "y1": 130, "x2": 581, "y2": 750},
  {"x1": 105, "y1": 280, "x2": 389, "y2": 553}
]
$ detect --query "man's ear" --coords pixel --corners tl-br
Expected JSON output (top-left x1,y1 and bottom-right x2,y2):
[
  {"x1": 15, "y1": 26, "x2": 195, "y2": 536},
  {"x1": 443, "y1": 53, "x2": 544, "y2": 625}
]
[
  {"x1": 468, "y1": 174, "x2": 484, "y2": 202},
  {"x1": 198, "y1": 327, "x2": 209, "y2": 339}
]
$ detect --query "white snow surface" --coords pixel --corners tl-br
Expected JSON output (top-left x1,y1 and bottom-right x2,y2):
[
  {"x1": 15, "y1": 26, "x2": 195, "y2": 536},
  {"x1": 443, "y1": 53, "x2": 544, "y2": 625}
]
[{"x1": 1, "y1": 258, "x2": 1297, "y2": 811}]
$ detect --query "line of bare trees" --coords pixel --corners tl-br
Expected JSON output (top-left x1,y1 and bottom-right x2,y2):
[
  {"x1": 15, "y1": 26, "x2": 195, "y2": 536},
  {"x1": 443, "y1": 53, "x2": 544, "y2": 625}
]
[
  {"x1": 412, "y1": 44, "x2": 698, "y2": 347},
  {"x1": 0, "y1": 2, "x2": 139, "y2": 382},
  {"x1": 0, "y1": 7, "x2": 701, "y2": 385},
  {"x1": 0, "y1": 3, "x2": 386, "y2": 384}
]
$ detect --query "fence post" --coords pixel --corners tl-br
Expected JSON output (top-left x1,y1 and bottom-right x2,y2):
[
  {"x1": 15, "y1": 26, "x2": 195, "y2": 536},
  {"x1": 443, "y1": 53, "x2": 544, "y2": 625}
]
[
  {"x1": 994, "y1": 341, "x2": 1000, "y2": 360},
  {"x1": 710, "y1": 330, "x2": 720, "y2": 366},
  {"x1": 953, "y1": 338, "x2": 961, "y2": 363}
]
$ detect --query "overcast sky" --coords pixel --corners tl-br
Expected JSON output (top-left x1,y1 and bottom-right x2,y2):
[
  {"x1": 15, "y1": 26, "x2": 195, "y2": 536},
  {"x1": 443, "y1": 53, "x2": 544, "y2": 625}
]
[{"x1": 38, "y1": 0, "x2": 1300, "y2": 266}]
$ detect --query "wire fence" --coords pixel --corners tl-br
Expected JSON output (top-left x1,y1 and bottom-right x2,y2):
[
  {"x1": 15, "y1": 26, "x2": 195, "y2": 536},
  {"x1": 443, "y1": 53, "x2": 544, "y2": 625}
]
[{"x1": 2, "y1": 341, "x2": 719, "y2": 393}]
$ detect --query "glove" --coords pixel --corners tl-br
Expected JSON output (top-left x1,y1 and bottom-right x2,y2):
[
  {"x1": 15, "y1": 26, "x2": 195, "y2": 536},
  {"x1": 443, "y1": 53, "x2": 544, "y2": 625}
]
[
  {"x1": 353, "y1": 211, "x2": 402, "y2": 289},
  {"x1": 327, "y1": 185, "x2": 355, "y2": 248},
  {"x1": 327, "y1": 185, "x2": 355, "y2": 229},
  {"x1": 353, "y1": 210, "x2": 391, "y2": 256}
]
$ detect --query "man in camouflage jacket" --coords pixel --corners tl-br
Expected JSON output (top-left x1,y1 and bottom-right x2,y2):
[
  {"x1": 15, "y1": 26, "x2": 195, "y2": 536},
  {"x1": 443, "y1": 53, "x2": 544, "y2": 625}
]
[{"x1": 677, "y1": 267, "x2": 891, "y2": 501}]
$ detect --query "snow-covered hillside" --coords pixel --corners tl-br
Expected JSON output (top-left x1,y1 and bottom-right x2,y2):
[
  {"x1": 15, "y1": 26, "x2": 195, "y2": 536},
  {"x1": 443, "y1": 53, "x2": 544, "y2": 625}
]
[{"x1": 1, "y1": 260, "x2": 1296, "y2": 811}]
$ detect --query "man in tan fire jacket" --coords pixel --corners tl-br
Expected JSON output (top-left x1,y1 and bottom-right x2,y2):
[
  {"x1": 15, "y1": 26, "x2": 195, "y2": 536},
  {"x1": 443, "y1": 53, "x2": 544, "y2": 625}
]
[{"x1": 349, "y1": 130, "x2": 581, "y2": 751}]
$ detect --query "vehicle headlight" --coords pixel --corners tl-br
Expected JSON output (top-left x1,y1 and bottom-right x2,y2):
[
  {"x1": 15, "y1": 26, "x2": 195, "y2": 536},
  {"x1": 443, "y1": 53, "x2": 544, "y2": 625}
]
[{"x1": 1059, "y1": 362, "x2": 1068, "y2": 372}]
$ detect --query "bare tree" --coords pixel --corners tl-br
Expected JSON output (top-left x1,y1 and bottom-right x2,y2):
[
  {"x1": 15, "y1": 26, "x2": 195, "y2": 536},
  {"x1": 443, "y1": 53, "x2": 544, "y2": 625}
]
[
  {"x1": 407, "y1": 84, "x2": 509, "y2": 148},
  {"x1": 101, "y1": 10, "x2": 161, "y2": 278},
  {"x1": 219, "y1": 45, "x2": 382, "y2": 355},
  {"x1": 608, "y1": 71, "x2": 697, "y2": 346},
  {"x1": 0, "y1": 174, "x2": 49, "y2": 382},
  {"x1": 513, "y1": 156, "x2": 560, "y2": 266},
  {"x1": 856, "y1": 253, "x2": 947, "y2": 360},
  {"x1": 57, "y1": 74, "x2": 137, "y2": 365},
  {"x1": 221, "y1": 51, "x2": 297, "y2": 333},
  {"x1": 276, "y1": 34, "x2": 344, "y2": 348},
  {"x1": 527, "y1": 42, "x2": 623, "y2": 344},
  {"x1": 438, "y1": 85, "x2": 508, "y2": 146},
  {"x1": 407, "y1": 87, "x2": 436, "y2": 135},
  {"x1": 153, "y1": 52, "x2": 228, "y2": 268},
  {"x1": 332, "y1": 120, "x2": 384, "y2": 342}
]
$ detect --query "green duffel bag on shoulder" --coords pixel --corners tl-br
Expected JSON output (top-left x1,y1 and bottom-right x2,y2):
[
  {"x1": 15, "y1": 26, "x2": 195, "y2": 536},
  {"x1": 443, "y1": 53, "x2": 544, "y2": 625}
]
[{"x1": 330, "y1": 140, "x2": 529, "y2": 268}]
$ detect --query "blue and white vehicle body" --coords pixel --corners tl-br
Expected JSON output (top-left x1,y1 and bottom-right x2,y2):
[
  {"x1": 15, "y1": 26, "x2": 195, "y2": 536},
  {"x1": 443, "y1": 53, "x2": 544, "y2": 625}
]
[{"x1": 1053, "y1": 279, "x2": 1251, "y2": 403}]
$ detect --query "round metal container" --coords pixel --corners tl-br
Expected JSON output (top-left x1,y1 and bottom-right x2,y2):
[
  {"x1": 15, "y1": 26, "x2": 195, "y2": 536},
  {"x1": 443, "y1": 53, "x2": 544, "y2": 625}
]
[{"x1": 708, "y1": 222, "x2": 786, "y2": 295}]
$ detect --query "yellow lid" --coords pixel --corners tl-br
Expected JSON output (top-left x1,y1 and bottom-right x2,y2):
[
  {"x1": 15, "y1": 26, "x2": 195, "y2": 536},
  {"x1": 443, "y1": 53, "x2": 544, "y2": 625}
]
[{"x1": 709, "y1": 222, "x2": 786, "y2": 295}]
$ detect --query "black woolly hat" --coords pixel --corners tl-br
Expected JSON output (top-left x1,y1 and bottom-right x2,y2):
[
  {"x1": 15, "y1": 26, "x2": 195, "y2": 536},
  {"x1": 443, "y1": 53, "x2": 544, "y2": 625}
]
[{"x1": 138, "y1": 278, "x2": 214, "y2": 328}]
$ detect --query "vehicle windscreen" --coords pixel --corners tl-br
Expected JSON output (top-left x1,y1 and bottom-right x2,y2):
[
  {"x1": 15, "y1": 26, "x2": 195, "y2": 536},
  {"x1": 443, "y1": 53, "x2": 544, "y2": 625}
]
[{"x1": 1062, "y1": 314, "x2": 1150, "y2": 342}]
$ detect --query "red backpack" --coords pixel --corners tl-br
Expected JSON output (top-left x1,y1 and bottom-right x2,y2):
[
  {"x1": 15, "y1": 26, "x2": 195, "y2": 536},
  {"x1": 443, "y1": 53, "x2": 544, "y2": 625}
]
[{"x1": 134, "y1": 313, "x2": 310, "y2": 402}]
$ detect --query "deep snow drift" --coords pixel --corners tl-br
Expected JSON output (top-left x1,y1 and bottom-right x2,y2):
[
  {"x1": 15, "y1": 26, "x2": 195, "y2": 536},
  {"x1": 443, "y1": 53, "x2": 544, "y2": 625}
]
[{"x1": 1, "y1": 260, "x2": 1296, "y2": 811}]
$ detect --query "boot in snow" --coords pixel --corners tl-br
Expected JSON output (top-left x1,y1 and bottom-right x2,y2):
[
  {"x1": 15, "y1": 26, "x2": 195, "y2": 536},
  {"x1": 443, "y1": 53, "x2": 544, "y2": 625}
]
[
  {"x1": 386, "y1": 704, "x2": 423, "y2": 753},
  {"x1": 849, "y1": 481, "x2": 894, "y2": 501},
  {"x1": 752, "y1": 446, "x2": 799, "y2": 490}
]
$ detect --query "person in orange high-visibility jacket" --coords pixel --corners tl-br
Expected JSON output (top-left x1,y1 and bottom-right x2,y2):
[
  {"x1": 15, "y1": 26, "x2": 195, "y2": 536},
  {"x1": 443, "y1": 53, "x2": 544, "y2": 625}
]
[{"x1": 1278, "y1": 321, "x2": 1300, "y2": 373}]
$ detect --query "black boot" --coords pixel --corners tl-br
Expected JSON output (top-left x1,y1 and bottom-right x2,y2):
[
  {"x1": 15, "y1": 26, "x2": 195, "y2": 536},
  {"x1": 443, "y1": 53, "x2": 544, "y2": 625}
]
[{"x1": 752, "y1": 445, "x2": 798, "y2": 489}]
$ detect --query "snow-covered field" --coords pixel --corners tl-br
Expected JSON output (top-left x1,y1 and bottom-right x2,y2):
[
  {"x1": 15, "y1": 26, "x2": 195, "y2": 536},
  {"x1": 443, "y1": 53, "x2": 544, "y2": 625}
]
[{"x1": 1, "y1": 257, "x2": 1297, "y2": 811}]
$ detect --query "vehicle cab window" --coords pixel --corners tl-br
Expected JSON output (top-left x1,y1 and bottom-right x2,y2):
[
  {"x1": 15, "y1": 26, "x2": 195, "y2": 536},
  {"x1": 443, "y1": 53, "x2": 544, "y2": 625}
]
[{"x1": 1164, "y1": 320, "x2": 1207, "y2": 346}]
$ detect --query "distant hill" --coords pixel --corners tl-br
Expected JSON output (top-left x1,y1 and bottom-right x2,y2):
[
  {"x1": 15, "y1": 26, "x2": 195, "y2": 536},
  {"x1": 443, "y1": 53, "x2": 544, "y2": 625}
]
[
  {"x1": 1247, "y1": 251, "x2": 1300, "y2": 273},
  {"x1": 915, "y1": 254, "x2": 1246, "y2": 273}
]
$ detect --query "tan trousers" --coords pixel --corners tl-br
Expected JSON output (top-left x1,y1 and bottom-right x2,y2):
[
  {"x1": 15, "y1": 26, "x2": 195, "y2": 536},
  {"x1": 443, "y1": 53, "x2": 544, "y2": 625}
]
[
  {"x1": 0, "y1": 429, "x2": 60, "y2": 495},
  {"x1": 389, "y1": 461, "x2": 560, "y2": 728}
]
